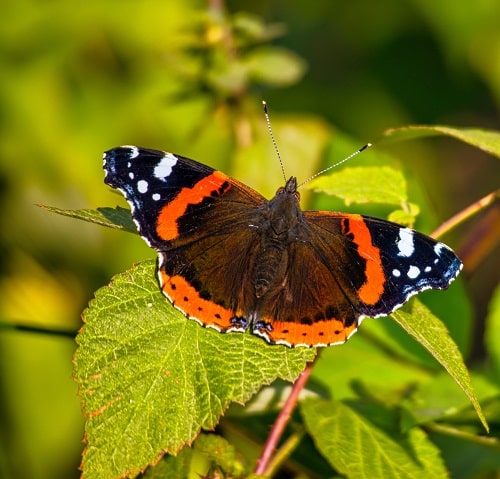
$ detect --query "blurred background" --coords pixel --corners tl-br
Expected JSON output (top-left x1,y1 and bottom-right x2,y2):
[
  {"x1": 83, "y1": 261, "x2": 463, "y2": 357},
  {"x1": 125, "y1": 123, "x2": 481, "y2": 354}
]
[{"x1": 0, "y1": 1, "x2": 498, "y2": 478}]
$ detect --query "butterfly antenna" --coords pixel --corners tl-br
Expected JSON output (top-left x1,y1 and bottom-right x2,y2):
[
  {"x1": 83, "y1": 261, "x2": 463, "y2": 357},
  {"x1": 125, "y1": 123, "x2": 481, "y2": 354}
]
[
  {"x1": 297, "y1": 142, "x2": 372, "y2": 188},
  {"x1": 263, "y1": 101, "x2": 287, "y2": 182}
]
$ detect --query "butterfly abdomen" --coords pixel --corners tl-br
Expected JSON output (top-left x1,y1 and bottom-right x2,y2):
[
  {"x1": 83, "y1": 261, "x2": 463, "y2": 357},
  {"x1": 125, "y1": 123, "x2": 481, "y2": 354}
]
[{"x1": 254, "y1": 237, "x2": 288, "y2": 298}]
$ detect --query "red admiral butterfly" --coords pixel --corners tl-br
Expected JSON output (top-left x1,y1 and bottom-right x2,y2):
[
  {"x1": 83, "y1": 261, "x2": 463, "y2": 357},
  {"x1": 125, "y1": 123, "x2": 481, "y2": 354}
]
[{"x1": 103, "y1": 145, "x2": 462, "y2": 347}]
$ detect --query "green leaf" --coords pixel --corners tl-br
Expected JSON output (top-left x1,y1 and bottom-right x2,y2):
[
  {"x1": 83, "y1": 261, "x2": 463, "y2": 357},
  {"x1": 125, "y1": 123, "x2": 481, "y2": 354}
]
[
  {"x1": 381, "y1": 125, "x2": 500, "y2": 159},
  {"x1": 301, "y1": 398, "x2": 449, "y2": 478},
  {"x1": 39, "y1": 205, "x2": 137, "y2": 233},
  {"x1": 391, "y1": 300, "x2": 488, "y2": 432},
  {"x1": 193, "y1": 434, "x2": 246, "y2": 477},
  {"x1": 141, "y1": 447, "x2": 192, "y2": 479},
  {"x1": 307, "y1": 166, "x2": 408, "y2": 207},
  {"x1": 74, "y1": 260, "x2": 314, "y2": 479},
  {"x1": 387, "y1": 203, "x2": 420, "y2": 227},
  {"x1": 143, "y1": 433, "x2": 247, "y2": 479},
  {"x1": 485, "y1": 284, "x2": 500, "y2": 375},
  {"x1": 402, "y1": 370, "x2": 500, "y2": 427},
  {"x1": 232, "y1": 12, "x2": 285, "y2": 42},
  {"x1": 311, "y1": 333, "x2": 431, "y2": 401},
  {"x1": 206, "y1": 60, "x2": 249, "y2": 96},
  {"x1": 245, "y1": 46, "x2": 307, "y2": 86}
]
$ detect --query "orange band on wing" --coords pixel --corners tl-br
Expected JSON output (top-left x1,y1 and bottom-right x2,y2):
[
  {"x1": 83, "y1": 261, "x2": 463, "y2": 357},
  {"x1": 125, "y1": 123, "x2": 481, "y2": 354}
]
[
  {"x1": 260, "y1": 318, "x2": 358, "y2": 347},
  {"x1": 159, "y1": 270, "x2": 237, "y2": 331},
  {"x1": 156, "y1": 171, "x2": 230, "y2": 241},
  {"x1": 345, "y1": 214, "x2": 385, "y2": 305}
]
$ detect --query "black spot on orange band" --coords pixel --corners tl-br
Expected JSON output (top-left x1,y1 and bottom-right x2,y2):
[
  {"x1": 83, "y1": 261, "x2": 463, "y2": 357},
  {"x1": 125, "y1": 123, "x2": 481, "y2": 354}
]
[{"x1": 159, "y1": 269, "x2": 242, "y2": 332}]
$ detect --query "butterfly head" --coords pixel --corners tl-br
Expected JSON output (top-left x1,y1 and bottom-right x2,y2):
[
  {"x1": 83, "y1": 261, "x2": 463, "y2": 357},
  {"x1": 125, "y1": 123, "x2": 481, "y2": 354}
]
[
  {"x1": 275, "y1": 177, "x2": 300, "y2": 203},
  {"x1": 284, "y1": 176, "x2": 298, "y2": 194},
  {"x1": 266, "y1": 177, "x2": 302, "y2": 236}
]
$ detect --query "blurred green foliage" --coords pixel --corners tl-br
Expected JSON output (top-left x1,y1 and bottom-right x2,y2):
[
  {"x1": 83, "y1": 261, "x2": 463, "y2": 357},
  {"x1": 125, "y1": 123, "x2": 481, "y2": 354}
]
[{"x1": 0, "y1": 1, "x2": 498, "y2": 478}]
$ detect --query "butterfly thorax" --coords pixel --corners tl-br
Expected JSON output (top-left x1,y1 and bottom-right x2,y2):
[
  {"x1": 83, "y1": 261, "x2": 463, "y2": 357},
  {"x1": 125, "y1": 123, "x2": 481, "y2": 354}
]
[{"x1": 253, "y1": 177, "x2": 303, "y2": 298}]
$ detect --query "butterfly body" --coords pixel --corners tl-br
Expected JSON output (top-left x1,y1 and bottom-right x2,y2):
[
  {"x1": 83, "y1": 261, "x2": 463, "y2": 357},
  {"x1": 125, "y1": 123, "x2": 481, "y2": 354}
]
[{"x1": 104, "y1": 146, "x2": 462, "y2": 347}]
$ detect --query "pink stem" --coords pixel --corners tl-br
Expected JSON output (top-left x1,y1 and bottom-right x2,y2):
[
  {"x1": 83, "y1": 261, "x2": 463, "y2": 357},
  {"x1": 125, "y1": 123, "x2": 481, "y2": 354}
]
[{"x1": 254, "y1": 360, "x2": 315, "y2": 475}]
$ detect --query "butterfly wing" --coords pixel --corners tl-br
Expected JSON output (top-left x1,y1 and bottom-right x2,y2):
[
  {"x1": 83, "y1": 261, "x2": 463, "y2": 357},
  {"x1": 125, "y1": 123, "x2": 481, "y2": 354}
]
[
  {"x1": 104, "y1": 146, "x2": 266, "y2": 332},
  {"x1": 252, "y1": 212, "x2": 462, "y2": 347}
]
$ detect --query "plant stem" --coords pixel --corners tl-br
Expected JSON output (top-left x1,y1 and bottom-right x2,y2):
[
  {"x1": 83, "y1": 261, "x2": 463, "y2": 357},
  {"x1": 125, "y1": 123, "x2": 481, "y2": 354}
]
[
  {"x1": 431, "y1": 190, "x2": 498, "y2": 239},
  {"x1": 264, "y1": 428, "x2": 306, "y2": 477},
  {"x1": 0, "y1": 321, "x2": 76, "y2": 338},
  {"x1": 254, "y1": 359, "x2": 315, "y2": 475},
  {"x1": 425, "y1": 422, "x2": 500, "y2": 451}
]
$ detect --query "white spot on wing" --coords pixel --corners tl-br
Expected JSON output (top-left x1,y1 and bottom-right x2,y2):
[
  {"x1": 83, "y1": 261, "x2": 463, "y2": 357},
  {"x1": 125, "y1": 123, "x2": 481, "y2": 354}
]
[
  {"x1": 392, "y1": 269, "x2": 401, "y2": 277},
  {"x1": 397, "y1": 228, "x2": 415, "y2": 257},
  {"x1": 152, "y1": 193, "x2": 161, "y2": 201},
  {"x1": 434, "y1": 243, "x2": 447, "y2": 255},
  {"x1": 137, "y1": 180, "x2": 148, "y2": 193},
  {"x1": 129, "y1": 146, "x2": 140, "y2": 158},
  {"x1": 154, "y1": 153, "x2": 178, "y2": 180},
  {"x1": 128, "y1": 172, "x2": 134, "y2": 179},
  {"x1": 407, "y1": 265, "x2": 420, "y2": 279}
]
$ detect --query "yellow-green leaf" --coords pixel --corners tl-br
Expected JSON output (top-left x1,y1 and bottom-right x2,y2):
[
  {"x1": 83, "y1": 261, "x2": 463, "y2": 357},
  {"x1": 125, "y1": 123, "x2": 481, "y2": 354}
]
[
  {"x1": 485, "y1": 284, "x2": 500, "y2": 376},
  {"x1": 381, "y1": 125, "x2": 500, "y2": 159},
  {"x1": 307, "y1": 166, "x2": 408, "y2": 206},
  {"x1": 301, "y1": 398, "x2": 449, "y2": 478},
  {"x1": 74, "y1": 261, "x2": 314, "y2": 479},
  {"x1": 39, "y1": 205, "x2": 137, "y2": 233},
  {"x1": 391, "y1": 300, "x2": 488, "y2": 432},
  {"x1": 387, "y1": 203, "x2": 420, "y2": 227},
  {"x1": 245, "y1": 46, "x2": 307, "y2": 86}
]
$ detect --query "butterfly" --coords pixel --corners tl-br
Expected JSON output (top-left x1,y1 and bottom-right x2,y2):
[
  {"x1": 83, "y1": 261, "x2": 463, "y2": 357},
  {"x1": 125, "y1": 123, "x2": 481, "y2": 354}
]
[{"x1": 103, "y1": 146, "x2": 462, "y2": 347}]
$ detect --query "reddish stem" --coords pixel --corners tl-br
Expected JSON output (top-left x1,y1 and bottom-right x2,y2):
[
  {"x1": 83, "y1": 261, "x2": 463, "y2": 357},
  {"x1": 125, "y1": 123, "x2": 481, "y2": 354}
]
[
  {"x1": 431, "y1": 190, "x2": 498, "y2": 239},
  {"x1": 254, "y1": 359, "x2": 315, "y2": 475}
]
